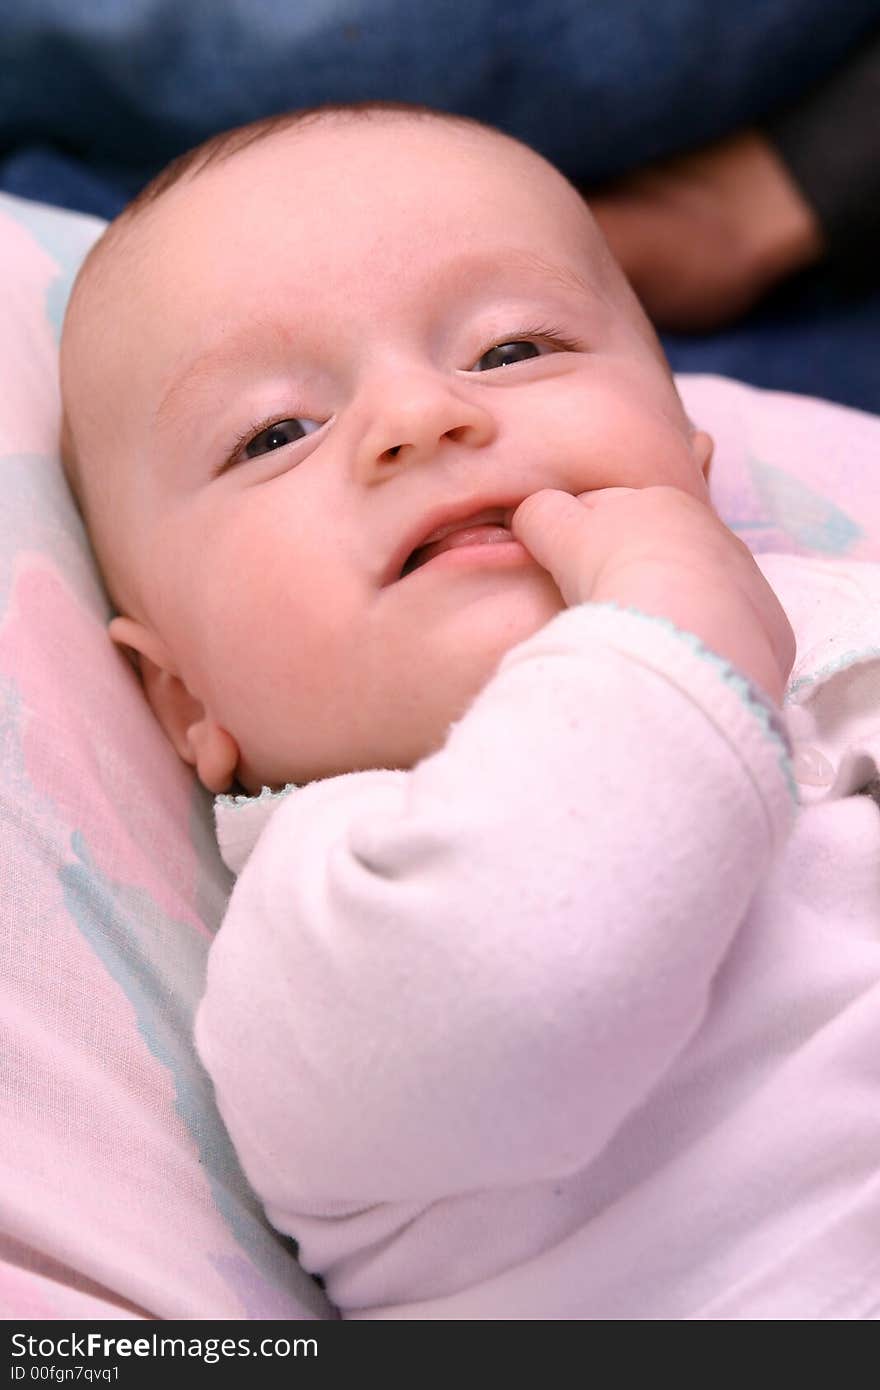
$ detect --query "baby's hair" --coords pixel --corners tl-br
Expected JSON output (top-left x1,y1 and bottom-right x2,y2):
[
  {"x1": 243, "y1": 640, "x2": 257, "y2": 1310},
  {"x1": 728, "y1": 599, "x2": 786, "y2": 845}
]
[{"x1": 119, "y1": 100, "x2": 494, "y2": 220}]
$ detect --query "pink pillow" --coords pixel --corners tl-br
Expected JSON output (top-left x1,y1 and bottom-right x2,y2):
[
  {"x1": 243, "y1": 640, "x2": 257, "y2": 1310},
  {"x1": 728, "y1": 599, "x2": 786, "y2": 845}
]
[{"x1": 0, "y1": 192, "x2": 331, "y2": 1321}]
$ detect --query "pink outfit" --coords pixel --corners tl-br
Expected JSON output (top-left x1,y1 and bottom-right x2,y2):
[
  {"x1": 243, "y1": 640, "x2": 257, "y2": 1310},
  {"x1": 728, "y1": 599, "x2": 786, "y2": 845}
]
[{"x1": 195, "y1": 553, "x2": 880, "y2": 1319}]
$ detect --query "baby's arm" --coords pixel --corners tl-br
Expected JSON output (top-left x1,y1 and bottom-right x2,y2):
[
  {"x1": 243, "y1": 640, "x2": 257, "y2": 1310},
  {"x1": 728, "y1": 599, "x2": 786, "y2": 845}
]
[{"x1": 195, "y1": 491, "x2": 795, "y2": 1217}]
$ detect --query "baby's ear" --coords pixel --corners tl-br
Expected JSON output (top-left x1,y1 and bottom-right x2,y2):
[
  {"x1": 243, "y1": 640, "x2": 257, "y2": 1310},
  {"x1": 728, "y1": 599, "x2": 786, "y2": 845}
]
[
  {"x1": 108, "y1": 617, "x2": 239, "y2": 793},
  {"x1": 691, "y1": 428, "x2": 714, "y2": 480}
]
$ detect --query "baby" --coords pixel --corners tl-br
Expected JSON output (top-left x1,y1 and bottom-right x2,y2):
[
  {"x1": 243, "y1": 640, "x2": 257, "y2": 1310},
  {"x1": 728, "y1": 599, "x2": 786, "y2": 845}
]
[{"x1": 60, "y1": 102, "x2": 880, "y2": 1319}]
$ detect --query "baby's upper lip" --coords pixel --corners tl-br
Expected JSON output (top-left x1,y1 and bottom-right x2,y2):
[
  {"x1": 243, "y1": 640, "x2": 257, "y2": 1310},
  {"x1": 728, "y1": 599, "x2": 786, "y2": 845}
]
[{"x1": 382, "y1": 499, "x2": 521, "y2": 585}]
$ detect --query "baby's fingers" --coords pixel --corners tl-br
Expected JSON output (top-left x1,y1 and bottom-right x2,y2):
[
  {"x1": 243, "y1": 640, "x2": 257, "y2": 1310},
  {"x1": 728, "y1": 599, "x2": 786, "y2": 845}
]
[{"x1": 510, "y1": 489, "x2": 618, "y2": 605}]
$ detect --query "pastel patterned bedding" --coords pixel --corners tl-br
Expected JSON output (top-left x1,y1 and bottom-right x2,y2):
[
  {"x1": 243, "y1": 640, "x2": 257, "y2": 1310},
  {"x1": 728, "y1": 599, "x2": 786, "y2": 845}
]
[{"x1": 1, "y1": 190, "x2": 878, "y2": 1320}]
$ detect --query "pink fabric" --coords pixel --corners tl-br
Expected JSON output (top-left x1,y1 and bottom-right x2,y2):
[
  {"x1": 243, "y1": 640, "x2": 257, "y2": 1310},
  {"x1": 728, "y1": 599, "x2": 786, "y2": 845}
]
[{"x1": 201, "y1": 559, "x2": 880, "y2": 1319}]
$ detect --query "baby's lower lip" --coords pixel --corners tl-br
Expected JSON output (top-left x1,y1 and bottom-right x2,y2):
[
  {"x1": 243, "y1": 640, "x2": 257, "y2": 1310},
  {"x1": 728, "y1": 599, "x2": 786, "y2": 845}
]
[{"x1": 402, "y1": 526, "x2": 528, "y2": 578}]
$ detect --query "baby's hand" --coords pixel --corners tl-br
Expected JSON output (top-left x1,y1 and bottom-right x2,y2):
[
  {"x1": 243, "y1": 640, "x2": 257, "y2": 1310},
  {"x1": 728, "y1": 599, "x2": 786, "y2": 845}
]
[{"x1": 511, "y1": 487, "x2": 795, "y2": 705}]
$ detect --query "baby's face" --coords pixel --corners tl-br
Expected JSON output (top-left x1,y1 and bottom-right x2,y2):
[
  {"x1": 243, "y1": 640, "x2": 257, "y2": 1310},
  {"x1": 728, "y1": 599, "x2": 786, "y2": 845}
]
[{"x1": 66, "y1": 117, "x2": 712, "y2": 792}]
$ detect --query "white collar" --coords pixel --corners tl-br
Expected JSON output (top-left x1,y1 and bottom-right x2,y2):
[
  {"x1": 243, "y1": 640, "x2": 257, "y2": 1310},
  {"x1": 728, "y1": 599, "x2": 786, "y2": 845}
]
[{"x1": 214, "y1": 782, "x2": 298, "y2": 875}]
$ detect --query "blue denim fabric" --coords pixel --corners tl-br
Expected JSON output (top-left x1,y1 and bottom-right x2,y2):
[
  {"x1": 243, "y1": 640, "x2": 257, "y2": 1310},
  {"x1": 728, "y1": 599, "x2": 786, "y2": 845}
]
[
  {"x1": 3, "y1": 0, "x2": 880, "y2": 410},
  {"x1": 3, "y1": 0, "x2": 880, "y2": 192}
]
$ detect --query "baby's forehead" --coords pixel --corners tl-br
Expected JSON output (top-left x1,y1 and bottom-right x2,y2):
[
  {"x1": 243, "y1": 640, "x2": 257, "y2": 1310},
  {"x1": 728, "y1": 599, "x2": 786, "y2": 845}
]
[
  {"x1": 138, "y1": 115, "x2": 599, "y2": 267},
  {"x1": 67, "y1": 113, "x2": 631, "y2": 397}
]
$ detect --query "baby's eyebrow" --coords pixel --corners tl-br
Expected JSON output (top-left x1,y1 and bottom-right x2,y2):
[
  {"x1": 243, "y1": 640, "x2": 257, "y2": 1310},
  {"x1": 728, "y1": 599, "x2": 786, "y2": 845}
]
[
  {"x1": 483, "y1": 248, "x2": 596, "y2": 303},
  {"x1": 154, "y1": 315, "x2": 290, "y2": 432},
  {"x1": 420, "y1": 245, "x2": 598, "y2": 316}
]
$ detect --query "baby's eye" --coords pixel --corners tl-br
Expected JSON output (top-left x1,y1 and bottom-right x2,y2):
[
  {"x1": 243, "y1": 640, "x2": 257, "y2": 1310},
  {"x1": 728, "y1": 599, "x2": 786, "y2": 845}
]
[
  {"x1": 244, "y1": 416, "x2": 322, "y2": 460},
  {"x1": 472, "y1": 340, "x2": 542, "y2": 372}
]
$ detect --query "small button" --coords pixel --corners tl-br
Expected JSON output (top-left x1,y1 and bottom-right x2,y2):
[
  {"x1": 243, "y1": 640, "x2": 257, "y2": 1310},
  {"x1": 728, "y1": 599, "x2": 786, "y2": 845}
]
[{"x1": 792, "y1": 745, "x2": 835, "y2": 787}]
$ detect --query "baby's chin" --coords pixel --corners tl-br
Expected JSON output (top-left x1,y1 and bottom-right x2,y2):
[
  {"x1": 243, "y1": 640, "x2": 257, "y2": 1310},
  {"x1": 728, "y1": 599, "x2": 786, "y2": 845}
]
[{"x1": 228, "y1": 569, "x2": 565, "y2": 792}]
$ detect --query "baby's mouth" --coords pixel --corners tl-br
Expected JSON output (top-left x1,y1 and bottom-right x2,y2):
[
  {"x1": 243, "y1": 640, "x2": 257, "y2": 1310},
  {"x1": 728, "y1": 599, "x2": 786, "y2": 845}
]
[
  {"x1": 381, "y1": 502, "x2": 524, "y2": 586},
  {"x1": 401, "y1": 523, "x2": 516, "y2": 578},
  {"x1": 391, "y1": 504, "x2": 517, "y2": 583}
]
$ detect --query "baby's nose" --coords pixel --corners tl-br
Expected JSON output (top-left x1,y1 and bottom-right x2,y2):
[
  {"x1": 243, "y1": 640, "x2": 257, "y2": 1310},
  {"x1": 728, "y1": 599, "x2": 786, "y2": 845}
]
[{"x1": 353, "y1": 375, "x2": 495, "y2": 479}]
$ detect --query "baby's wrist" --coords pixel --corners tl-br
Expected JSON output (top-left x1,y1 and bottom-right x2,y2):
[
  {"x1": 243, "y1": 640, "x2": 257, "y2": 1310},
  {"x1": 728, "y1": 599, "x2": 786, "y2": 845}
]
[{"x1": 591, "y1": 567, "x2": 785, "y2": 705}]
